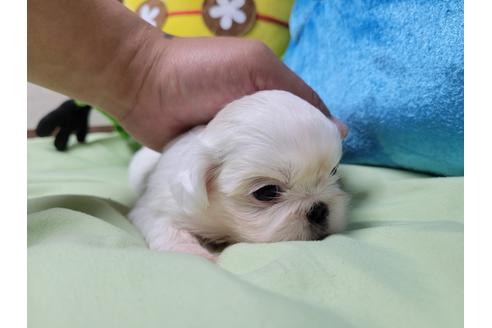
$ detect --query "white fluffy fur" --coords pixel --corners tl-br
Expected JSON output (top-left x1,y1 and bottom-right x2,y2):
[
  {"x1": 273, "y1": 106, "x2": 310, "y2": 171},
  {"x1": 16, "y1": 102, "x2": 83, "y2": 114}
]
[{"x1": 128, "y1": 90, "x2": 348, "y2": 260}]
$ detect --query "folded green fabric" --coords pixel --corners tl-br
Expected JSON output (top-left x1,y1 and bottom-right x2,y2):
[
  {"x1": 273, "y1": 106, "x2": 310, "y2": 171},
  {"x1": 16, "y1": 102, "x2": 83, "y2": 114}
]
[{"x1": 28, "y1": 134, "x2": 463, "y2": 328}]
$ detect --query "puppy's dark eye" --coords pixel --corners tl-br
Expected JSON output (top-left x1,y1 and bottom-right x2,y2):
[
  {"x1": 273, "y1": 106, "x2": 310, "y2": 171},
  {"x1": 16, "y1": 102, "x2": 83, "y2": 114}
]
[
  {"x1": 330, "y1": 166, "x2": 338, "y2": 176},
  {"x1": 252, "y1": 185, "x2": 282, "y2": 202}
]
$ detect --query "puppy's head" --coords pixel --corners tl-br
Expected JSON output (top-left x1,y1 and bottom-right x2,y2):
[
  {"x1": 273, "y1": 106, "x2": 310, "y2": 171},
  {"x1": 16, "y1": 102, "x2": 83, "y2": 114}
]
[{"x1": 173, "y1": 90, "x2": 348, "y2": 244}]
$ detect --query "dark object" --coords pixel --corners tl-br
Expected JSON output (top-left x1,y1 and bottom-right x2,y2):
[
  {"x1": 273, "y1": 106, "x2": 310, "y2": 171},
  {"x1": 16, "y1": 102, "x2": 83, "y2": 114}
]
[
  {"x1": 307, "y1": 202, "x2": 328, "y2": 225},
  {"x1": 252, "y1": 185, "x2": 282, "y2": 202},
  {"x1": 35, "y1": 100, "x2": 92, "y2": 151}
]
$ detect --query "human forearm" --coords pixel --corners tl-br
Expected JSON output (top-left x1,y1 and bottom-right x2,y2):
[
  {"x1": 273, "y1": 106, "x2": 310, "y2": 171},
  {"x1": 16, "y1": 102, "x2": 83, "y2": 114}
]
[{"x1": 27, "y1": 0, "x2": 164, "y2": 118}]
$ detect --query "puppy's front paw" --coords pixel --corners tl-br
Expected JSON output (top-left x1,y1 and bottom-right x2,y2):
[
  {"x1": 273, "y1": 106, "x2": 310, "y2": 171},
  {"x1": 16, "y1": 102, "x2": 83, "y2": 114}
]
[
  {"x1": 149, "y1": 235, "x2": 217, "y2": 261},
  {"x1": 171, "y1": 243, "x2": 217, "y2": 262}
]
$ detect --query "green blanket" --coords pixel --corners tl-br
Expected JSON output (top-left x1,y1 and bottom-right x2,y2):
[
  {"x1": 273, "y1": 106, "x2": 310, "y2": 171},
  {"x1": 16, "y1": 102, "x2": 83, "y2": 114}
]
[{"x1": 28, "y1": 134, "x2": 463, "y2": 328}]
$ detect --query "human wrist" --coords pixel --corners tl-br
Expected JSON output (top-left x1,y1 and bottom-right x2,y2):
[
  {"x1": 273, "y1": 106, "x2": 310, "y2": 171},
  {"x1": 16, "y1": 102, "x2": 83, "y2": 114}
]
[{"x1": 94, "y1": 23, "x2": 168, "y2": 121}]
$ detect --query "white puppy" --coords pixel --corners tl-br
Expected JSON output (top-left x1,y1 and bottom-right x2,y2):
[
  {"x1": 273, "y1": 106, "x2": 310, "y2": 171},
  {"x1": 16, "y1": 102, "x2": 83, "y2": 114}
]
[{"x1": 128, "y1": 90, "x2": 348, "y2": 260}]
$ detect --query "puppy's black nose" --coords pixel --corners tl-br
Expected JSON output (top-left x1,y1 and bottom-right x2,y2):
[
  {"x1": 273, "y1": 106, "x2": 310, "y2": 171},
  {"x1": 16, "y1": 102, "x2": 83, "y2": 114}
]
[{"x1": 307, "y1": 202, "x2": 329, "y2": 225}]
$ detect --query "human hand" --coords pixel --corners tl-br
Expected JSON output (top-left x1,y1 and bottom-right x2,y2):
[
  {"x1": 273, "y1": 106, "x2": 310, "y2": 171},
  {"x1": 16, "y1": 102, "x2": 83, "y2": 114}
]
[
  {"x1": 28, "y1": 0, "x2": 346, "y2": 152},
  {"x1": 116, "y1": 36, "x2": 348, "y2": 151}
]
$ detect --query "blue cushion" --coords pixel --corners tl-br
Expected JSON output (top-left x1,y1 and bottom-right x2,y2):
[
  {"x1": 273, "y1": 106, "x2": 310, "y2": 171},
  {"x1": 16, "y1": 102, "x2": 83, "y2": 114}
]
[{"x1": 284, "y1": 0, "x2": 463, "y2": 176}]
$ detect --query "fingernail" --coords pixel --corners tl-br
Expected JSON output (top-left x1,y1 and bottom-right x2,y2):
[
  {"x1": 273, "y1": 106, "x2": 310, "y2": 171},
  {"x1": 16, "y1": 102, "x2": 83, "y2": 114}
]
[{"x1": 332, "y1": 117, "x2": 348, "y2": 139}]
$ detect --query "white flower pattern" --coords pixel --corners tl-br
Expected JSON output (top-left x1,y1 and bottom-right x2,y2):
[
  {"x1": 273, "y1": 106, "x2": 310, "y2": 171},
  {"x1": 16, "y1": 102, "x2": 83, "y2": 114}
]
[
  {"x1": 208, "y1": 0, "x2": 247, "y2": 30},
  {"x1": 139, "y1": 4, "x2": 160, "y2": 27}
]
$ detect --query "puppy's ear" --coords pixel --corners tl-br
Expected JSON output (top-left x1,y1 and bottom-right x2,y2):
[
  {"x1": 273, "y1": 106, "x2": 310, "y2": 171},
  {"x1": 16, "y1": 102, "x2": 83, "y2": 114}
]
[{"x1": 170, "y1": 146, "x2": 217, "y2": 216}]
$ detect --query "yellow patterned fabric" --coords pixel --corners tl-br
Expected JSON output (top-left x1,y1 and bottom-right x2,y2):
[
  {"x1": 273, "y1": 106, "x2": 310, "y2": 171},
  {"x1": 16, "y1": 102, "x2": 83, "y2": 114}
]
[{"x1": 124, "y1": 0, "x2": 294, "y2": 57}]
